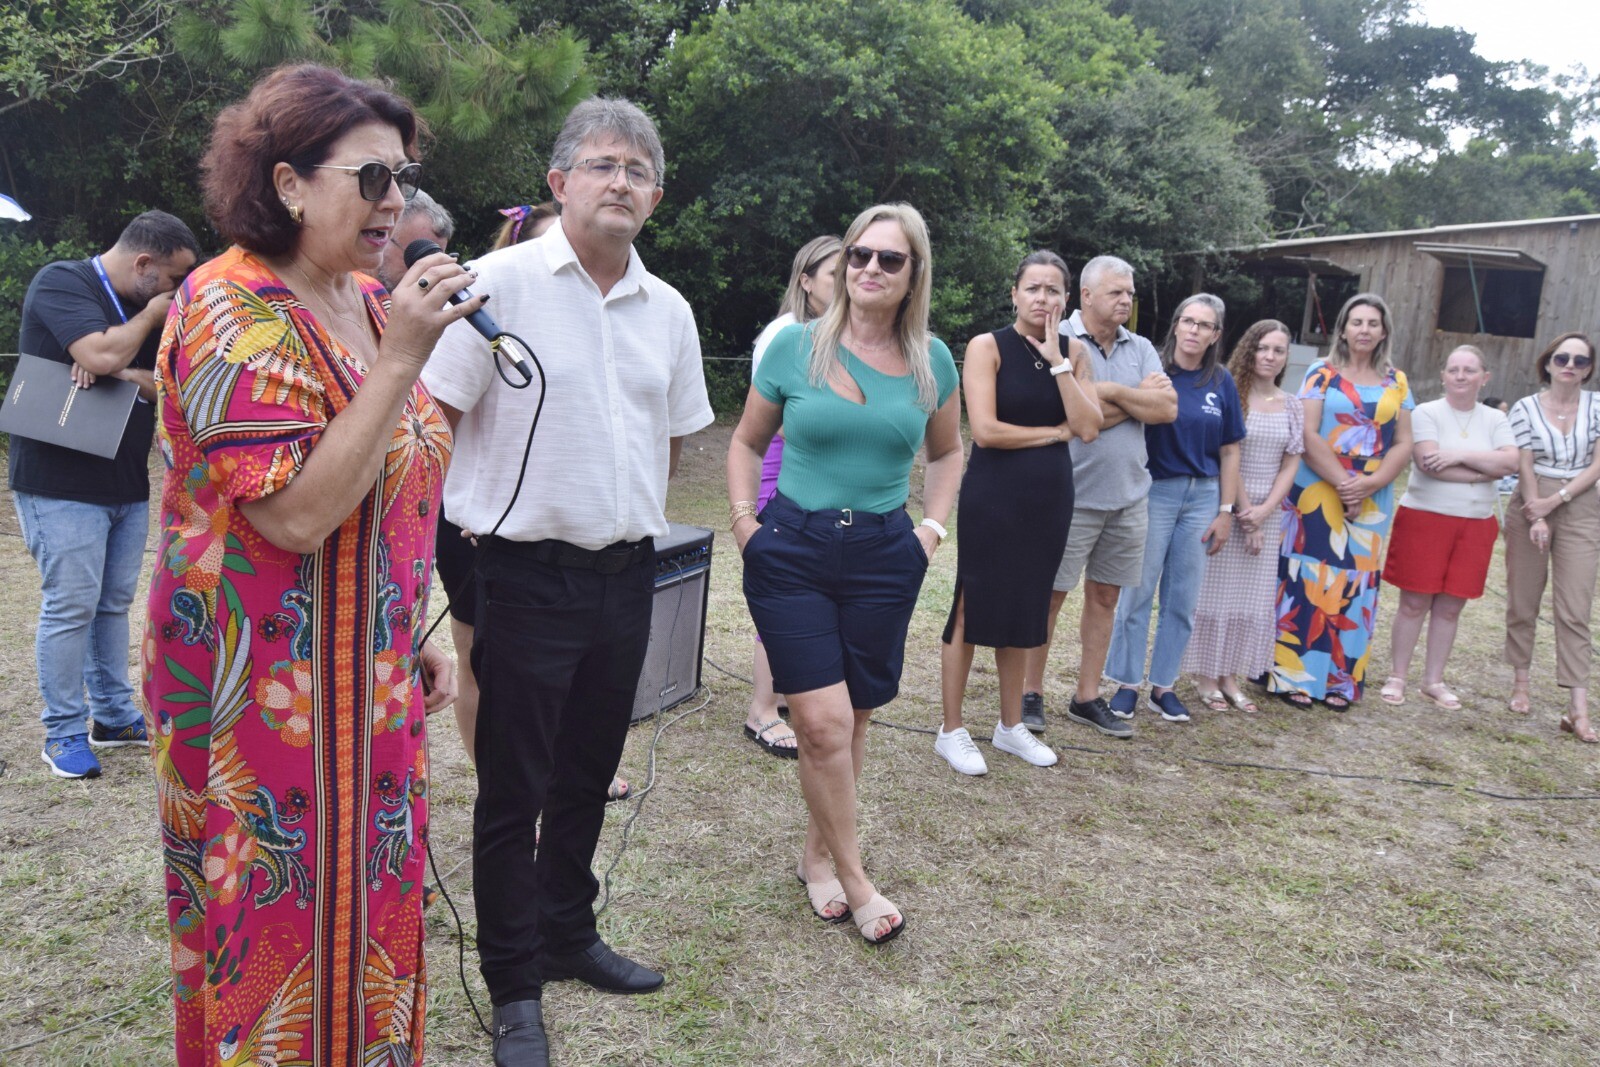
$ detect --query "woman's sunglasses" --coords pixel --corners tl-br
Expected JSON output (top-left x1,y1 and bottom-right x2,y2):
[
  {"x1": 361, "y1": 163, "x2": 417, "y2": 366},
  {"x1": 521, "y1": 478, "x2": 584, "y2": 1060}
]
[
  {"x1": 844, "y1": 244, "x2": 912, "y2": 275},
  {"x1": 1551, "y1": 353, "x2": 1594, "y2": 369},
  {"x1": 311, "y1": 161, "x2": 424, "y2": 202}
]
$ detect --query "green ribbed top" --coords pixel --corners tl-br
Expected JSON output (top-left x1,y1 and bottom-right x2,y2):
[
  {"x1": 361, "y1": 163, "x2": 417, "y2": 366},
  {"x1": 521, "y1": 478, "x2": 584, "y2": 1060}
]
[{"x1": 753, "y1": 323, "x2": 958, "y2": 513}]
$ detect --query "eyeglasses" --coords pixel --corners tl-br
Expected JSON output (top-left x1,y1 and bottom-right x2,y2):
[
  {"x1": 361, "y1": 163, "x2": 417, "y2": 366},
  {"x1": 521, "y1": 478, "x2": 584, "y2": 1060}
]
[
  {"x1": 311, "y1": 162, "x2": 423, "y2": 202},
  {"x1": 570, "y1": 158, "x2": 658, "y2": 189},
  {"x1": 1178, "y1": 316, "x2": 1219, "y2": 333},
  {"x1": 1551, "y1": 353, "x2": 1594, "y2": 369},
  {"x1": 844, "y1": 245, "x2": 912, "y2": 275}
]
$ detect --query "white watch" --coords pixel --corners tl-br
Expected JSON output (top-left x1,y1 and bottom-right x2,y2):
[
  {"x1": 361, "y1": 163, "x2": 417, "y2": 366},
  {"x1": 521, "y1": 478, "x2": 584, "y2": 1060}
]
[
  {"x1": 1049, "y1": 359, "x2": 1074, "y2": 376},
  {"x1": 919, "y1": 517, "x2": 948, "y2": 543},
  {"x1": 1218, "y1": 504, "x2": 1235, "y2": 514}
]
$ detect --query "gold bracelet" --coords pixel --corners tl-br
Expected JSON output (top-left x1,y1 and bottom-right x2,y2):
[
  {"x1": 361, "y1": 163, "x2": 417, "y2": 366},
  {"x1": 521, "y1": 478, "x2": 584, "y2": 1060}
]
[{"x1": 730, "y1": 501, "x2": 759, "y2": 529}]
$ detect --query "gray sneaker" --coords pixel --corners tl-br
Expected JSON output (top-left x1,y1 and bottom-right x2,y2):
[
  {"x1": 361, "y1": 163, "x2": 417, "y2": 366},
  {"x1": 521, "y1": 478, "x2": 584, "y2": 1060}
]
[
  {"x1": 1067, "y1": 696, "x2": 1134, "y2": 739},
  {"x1": 1021, "y1": 692, "x2": 1046, "y2": 733}
]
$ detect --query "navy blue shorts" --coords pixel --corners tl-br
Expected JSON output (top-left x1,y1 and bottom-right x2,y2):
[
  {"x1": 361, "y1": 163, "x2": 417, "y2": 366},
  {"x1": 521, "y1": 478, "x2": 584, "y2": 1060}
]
[
  {"x1": 435, "y1": 515, "x2": 478, "y2": 625},
  {"x1": 741, "y1": 492, "x2": 929, "y2": 709}
]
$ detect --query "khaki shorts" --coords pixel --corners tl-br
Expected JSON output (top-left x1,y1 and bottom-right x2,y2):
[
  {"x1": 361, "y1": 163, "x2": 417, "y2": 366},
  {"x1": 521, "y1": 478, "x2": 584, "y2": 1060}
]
[{"x1": 1052, "y1": 501, "x2": 1149, "y2": 592}]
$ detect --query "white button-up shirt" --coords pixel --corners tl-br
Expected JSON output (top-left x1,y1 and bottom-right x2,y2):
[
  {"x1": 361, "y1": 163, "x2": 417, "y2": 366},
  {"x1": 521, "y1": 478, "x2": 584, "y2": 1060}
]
[{"x1": 422, "y1": 221, "x2": 713, "y2": 550}]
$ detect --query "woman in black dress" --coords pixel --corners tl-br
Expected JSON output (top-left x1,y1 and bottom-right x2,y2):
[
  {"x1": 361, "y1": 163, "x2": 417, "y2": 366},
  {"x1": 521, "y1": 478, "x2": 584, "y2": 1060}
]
[{"x1": 936, "y1": 251, "x2": 1102, "y2": 774}]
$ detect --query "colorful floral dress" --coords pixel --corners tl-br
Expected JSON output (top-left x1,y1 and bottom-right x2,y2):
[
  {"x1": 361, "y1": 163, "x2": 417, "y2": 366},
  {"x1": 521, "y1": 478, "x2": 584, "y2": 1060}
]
[
  {"x1": 141, "y1": 247, "x2": 450, "y2": 1066},
  {"x1": 1268, "y1": 360, "x2": 1412, "y2": 703}
]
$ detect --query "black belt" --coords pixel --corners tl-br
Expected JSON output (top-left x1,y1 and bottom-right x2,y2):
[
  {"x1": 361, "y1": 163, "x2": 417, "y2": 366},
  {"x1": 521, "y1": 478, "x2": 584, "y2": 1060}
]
[{"x1": 488, "y1": 536, "x2": 652, "y2": 574}]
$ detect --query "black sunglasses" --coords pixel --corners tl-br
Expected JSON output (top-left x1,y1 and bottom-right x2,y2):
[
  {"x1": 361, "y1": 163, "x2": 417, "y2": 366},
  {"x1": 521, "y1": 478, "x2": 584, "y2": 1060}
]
[
  {"x1": 311, "y1": 161, "x2": 424, "y2": 202},
  {"x1": 844, "y1": 244, "x2": 912, "y2": 275},
  {"x1": 1552, "y1": 353, "x2": 1594, "y2": 369}
]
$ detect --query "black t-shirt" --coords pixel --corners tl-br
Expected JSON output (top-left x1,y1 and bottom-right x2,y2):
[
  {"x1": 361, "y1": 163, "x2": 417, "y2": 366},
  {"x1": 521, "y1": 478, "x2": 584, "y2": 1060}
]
[{"x1": 7, "y1": 259, "x2": 159, "y2": 504}]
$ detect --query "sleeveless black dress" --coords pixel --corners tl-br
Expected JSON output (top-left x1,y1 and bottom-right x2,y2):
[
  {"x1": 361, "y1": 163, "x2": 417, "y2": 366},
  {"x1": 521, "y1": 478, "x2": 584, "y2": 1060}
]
[{"x1": 943, "y1": 326, "x2": 1075, "y2": 648}]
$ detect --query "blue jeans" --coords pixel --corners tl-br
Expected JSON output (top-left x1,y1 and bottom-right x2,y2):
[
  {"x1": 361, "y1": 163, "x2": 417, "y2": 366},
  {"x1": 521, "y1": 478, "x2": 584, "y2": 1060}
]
[
  {"x1": 1106, "y1": 476, "x2": 1219, "y2": 690},
  {"x1": 14, "y1": 492, "x2": 148, "y2": 740}
]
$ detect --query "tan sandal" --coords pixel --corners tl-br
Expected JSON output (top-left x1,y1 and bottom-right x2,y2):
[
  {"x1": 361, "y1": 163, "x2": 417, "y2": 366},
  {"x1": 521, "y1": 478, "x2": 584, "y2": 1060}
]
[
  {"x1": 1379, "y1": 677, "x2": 1406, "y2": 705},
  {"x1": 852, "y1": 893, "x2": 906, "y2": 945},
  {"x1": 795, "y1": 867, "x2": 850, "y2": 924},
  {"x1": 1418, "y1": 683, "x2": 1461, "y2": 710},
  {"x1": 1197, "y1": 690, "x2": 1229, "y2": 713},
  {"x1": 1221, "y1": 689, "x2": 1259, "y2": 714},
  {"x1": 1508, "y1": 685, "x2": 1531, "y2": 715},
  {"x1": 1560, "y1": 714, "x2": 1599, "y2": 744}
]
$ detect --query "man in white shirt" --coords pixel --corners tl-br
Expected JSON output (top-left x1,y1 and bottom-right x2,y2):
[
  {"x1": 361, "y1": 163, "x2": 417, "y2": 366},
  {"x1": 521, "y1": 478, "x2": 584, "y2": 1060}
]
[{"x1": 422, "y1": 98, "x2": 713, "y2": 1067}]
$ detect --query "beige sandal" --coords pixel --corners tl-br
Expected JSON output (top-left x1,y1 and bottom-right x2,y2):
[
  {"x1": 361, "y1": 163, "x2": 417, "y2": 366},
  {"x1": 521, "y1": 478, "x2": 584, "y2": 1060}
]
[
  {"x1": 1197, "y1": 690, "x2": 1229, "y2": 712},
  {"x1": 1508, "y1": 684, "x2": 1531, "y2": 715},
  {"x1": 1419, "y1": 682, "x2": 1461, "y2": 710},
  {"x1": 1379, "y1": 677, "x2": 1406, "y2": 705},
  {"x1": 1221, "y1": 689, "x2": 1259, "y2": 714},
  {"x1": 795, "y1": 867, "x2": 850, "y2": 924},
  {"x1": 852, "y1": 893, "x2": 906, "y2": 945}
]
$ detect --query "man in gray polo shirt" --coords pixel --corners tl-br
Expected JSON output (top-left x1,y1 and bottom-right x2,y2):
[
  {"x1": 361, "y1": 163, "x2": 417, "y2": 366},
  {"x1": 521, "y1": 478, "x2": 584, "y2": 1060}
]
[{"x1": 1021, "y1": 255, "x2": 1176, "y2": 738}]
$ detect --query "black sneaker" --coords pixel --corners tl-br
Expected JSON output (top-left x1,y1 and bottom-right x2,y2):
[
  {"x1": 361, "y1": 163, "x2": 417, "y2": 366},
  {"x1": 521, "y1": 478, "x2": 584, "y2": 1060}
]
[
  {"x1": 1067, "y1": 697, "x2": 1133, "y2": 739},
  {"x1": 1021, "y1": 692, "x2": 1046, "y2": 733}
]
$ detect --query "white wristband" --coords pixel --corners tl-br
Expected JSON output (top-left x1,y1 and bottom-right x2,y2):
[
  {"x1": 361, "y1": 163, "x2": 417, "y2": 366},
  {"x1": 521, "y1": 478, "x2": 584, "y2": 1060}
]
[
  {"x1": 919, "y1": 517, "x2": 948, "y2": 543},
  {"x1": 1049, "y1": 359, "x2": 1074, "y2": 376}
]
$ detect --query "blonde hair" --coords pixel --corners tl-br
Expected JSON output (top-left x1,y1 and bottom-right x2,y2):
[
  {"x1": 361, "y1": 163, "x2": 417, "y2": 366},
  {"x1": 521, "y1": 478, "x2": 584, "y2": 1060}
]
[
  {"x1": 779, "y1": 235, "x2": 843, "y2": 323},
  {"x1": 807, "y1": 203, "x2": 937, "y2": 411}
]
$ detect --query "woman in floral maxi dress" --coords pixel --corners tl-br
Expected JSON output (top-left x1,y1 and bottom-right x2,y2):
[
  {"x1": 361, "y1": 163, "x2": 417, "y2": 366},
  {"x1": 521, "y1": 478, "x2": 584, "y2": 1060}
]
[
  {"x1": 1267, "y1": 293, "x2": 1414, "y2": 709},
  {"x1": 141, "y1": 65, "x2": 480, "y2": 1066}
]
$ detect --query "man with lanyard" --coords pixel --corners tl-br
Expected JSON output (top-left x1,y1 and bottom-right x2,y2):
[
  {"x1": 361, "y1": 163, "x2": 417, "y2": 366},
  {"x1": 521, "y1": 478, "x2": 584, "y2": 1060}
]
[
  {"x1": 1021, "y1": 254, "x2": 1177, "y2": 738},
  {"x1": 12, "y1": 210, "x2": 200, "y2": 778},
  {"x1": 422, "y1": 98, "x2": 712, "y2": 1066}
]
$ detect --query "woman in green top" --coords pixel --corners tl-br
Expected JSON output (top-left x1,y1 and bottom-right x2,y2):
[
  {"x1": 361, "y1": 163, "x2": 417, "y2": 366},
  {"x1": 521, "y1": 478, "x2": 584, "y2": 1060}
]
[{"x1": 728, "y1": 203, "x2": 963, "y2": 944}]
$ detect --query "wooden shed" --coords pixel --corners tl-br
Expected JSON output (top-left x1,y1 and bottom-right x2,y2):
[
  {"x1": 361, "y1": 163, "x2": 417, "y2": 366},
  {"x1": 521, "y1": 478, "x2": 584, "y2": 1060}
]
[{"x1": 1211, "y1": 214, "x2": 1600, "y2": 402}]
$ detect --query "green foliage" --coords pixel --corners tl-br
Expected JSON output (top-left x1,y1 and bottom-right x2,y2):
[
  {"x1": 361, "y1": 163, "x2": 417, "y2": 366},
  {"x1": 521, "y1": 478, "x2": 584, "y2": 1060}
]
[
  {"x1": 0, "y1": 229, "x2": 96, "y2": 385},
  {"x1": 647, "y1": 0, "x2": 1062, "y2": 356},
  {"x1": 1041, "y1": 71, "x2": 1271, "y2": 278},
  {"x1": 0, "y1": 0, "x2": 168, "y2": 116}
]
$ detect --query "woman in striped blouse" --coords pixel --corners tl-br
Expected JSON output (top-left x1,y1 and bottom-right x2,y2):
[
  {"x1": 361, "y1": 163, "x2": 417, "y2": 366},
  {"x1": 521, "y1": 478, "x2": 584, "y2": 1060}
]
[{"x1": 1504, "y1": 333, "x2": 1600, "y2": 741}]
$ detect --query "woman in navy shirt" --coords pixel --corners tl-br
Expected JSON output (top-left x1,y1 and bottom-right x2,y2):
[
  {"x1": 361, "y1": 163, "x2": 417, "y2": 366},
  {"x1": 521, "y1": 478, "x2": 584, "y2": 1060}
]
[{"x1": 1105, "y1": 294, "x2": 1245, "y2": 723}]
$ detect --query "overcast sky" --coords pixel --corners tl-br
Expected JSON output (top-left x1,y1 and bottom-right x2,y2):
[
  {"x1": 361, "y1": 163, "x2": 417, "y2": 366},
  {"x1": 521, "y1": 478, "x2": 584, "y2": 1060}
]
[{"x1": 1416, "y1": 0, "x2": 1595, "y2": 74}]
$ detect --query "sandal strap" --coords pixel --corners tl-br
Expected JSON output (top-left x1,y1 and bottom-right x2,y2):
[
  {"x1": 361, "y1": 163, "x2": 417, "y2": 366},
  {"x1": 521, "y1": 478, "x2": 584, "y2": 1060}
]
[
  {"x1": 755, "y1": 719, "x2": 793, "y2": 740},
  {"x1": 853, "y1": 893, "x2": 901, "y2": 929}
]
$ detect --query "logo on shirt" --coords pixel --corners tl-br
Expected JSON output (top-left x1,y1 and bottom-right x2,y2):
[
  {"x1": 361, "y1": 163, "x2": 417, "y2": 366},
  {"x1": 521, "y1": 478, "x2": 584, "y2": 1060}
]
[{"x1": 1202, "y1": 391, "x2": 1222, "y2": 418}]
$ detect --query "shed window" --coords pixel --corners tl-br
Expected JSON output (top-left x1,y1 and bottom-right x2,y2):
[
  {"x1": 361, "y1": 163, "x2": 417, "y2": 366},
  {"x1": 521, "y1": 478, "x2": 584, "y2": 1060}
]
[{"x1": 1419, "y1": 243, "x2": 1544, "y2": 339}]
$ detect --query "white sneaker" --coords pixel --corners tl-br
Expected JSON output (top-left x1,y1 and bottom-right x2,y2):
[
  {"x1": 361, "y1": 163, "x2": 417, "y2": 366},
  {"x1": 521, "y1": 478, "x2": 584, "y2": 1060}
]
[
  {"x1": 991, "y1": 722, "x2": 1059, "y2": 767},
  {"x1": 934, "y1": 726, "x2": 988, "y2": 776}
]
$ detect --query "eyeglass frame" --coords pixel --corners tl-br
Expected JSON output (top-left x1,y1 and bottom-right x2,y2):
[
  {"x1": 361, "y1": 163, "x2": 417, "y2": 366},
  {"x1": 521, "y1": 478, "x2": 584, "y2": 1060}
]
[
  {"x1": 1177, "y1": 315, "x2": 1220, "y2": 333},
  {"x1": 843, "y1": 245, "x2": 914, "y2": 275},
  {"x1": 310, "y1": 161, "x2": 423, "y2": 202},
  {"x1": 1551, "y1": 352, "x2": 1595, "y2": 369},
  {"x1": 567, "y1": 157, "x2": 660, "y2": 190}
]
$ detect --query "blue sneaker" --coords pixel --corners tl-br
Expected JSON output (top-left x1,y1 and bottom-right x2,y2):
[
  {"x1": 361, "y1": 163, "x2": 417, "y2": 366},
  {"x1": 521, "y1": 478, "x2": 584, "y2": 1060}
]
[
  {"x1": 1107, "y1": 687, "x2": 1139, "y2": 720},
  {"x1": 90, "y1": 719, "x2": 149, "y2": 749},
  {"x1": 1149, "y1": 690, "x2": 1191, "y2": 723},
  {"x1": 42, "y1": 734, "x2": 102, "y2": 779}
]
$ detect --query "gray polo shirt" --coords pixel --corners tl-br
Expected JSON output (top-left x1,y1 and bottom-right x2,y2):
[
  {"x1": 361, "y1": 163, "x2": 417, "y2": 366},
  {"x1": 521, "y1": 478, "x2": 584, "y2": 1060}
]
[{"x1": 1061, "y1": 309, "x2": 1164, "y2": 511}]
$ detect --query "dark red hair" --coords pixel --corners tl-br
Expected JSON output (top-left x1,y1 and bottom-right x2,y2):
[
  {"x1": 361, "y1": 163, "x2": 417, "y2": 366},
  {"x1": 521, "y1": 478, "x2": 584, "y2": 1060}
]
[{"x1": 202, "y1": 64, "x2": 426, "y2": 256}]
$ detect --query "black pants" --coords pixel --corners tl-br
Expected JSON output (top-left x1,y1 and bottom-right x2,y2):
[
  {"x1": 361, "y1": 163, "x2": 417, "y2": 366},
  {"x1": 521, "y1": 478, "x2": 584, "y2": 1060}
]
[{"x1": 470, "y1": 537, "x2": 655, "y2": 1004}]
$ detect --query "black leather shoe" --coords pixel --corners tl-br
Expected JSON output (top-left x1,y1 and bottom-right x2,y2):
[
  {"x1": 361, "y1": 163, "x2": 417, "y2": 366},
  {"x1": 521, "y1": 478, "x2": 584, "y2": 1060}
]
[
  {"x1": 540, "y1": 939, "x2": 664, "y2": 994},
  {"x1": 491, "y1": 999, "x2": 549, "y2": 1067}
]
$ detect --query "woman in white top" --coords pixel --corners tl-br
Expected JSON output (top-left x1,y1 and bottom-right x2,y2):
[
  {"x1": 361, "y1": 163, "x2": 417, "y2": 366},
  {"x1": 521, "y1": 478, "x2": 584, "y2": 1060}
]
[
  {"x1": 1379, "y1": 346, "x2": 1518, "y2": 707},
  {"x1": 1504, "y1": 333, "x2": 1600, "y2": 741},
  {"x1": 742, "y1": 234, "x2": 843, "y2": 758}
]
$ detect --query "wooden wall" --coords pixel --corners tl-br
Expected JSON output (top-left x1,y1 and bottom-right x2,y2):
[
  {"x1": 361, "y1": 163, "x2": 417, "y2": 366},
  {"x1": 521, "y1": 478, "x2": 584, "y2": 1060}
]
[{"x1": 1241, "y1": 217, "x2": 1600, "y2": 404}]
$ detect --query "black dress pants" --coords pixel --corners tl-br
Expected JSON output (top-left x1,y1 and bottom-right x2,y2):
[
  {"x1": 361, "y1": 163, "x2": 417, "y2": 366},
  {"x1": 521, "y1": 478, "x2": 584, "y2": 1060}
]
[{"x1": 470, "y1": 537, "x2": 654, "y2": 1004}]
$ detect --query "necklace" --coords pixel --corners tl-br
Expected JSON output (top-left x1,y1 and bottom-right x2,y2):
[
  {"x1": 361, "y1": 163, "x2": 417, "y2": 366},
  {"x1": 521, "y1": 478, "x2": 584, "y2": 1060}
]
[
  {"x1": 1541, "y1": 391, "x2": 1576, "y2": 425},
  {"x1": 1446, "y1": 402, "x2": 1476, "y2": 439},
  {"x1": 846, "y1": 330, "x2": 895, "y2": 352},
  {"x1": 279, "y1": 259, "x2": 371, "y2": 343}
]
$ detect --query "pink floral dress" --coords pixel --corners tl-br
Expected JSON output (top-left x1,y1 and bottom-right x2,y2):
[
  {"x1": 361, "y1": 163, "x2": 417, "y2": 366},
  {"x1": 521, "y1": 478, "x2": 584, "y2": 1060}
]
[{"x1": 142, "y1": 247, "x2": 450, "y2": 1066}]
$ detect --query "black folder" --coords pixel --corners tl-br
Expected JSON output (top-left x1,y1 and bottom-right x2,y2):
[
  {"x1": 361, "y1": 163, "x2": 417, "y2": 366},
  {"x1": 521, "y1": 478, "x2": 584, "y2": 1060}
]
[{"x1": 0, "y1": 353, "x2": 139, "y2": 459}]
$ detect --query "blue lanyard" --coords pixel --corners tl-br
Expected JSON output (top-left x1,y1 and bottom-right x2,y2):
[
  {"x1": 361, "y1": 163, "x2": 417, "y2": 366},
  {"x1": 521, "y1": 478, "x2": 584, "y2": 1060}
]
[{"x1": 90, "y1": 256, "x2": 129, "y2": 325}]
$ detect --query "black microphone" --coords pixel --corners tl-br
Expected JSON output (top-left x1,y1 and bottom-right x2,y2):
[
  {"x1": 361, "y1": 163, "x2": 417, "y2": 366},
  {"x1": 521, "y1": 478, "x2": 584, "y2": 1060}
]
[{"x1": 404, "y1": 238, "x2": 533, "y2": 383}]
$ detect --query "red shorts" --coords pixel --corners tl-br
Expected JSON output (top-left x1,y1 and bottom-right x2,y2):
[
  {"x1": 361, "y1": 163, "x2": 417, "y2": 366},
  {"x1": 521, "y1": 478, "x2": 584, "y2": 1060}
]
[{"x1": 1382, "y1": 505, "x2": 1498, "y2": 599}]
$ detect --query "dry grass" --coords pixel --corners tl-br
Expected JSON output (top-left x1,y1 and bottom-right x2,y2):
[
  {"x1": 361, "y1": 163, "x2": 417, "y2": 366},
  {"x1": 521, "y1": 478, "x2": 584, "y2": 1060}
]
[{"x1": 2, "y1": 422, "x2": 1599, "y2": 1065}]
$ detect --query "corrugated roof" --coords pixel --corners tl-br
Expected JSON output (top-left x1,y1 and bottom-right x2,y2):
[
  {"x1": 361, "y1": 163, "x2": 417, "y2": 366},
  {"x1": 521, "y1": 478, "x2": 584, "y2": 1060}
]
[{"x1": 1232, "y1": 214, "x2": 1600, "y2": 254}]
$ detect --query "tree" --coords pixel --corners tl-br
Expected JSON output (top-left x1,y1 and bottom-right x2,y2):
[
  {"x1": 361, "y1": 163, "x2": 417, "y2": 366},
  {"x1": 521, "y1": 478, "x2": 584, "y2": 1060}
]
[
  {"x1": 647, "y1": 0, "x2": 1063, "y2": 357},
  {"x1": 0, "y1": 0, "x2": 172, "y2": 116},
  {"x1": 1040, "y1": 70, "x2": 1270, "y2": 280}
]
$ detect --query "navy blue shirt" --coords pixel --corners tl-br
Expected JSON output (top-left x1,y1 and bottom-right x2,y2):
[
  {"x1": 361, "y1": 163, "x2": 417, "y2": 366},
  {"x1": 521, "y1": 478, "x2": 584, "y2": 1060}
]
[{"x1": 1144, "y1": 366, "x2": 1245, "y2": 480}]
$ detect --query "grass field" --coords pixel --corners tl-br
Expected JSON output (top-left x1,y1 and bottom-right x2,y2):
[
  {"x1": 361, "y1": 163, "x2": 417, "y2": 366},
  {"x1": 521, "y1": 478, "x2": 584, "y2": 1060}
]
[{"x1": 2, "y1": 420, "x2": 1598, "y2": 1066}]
